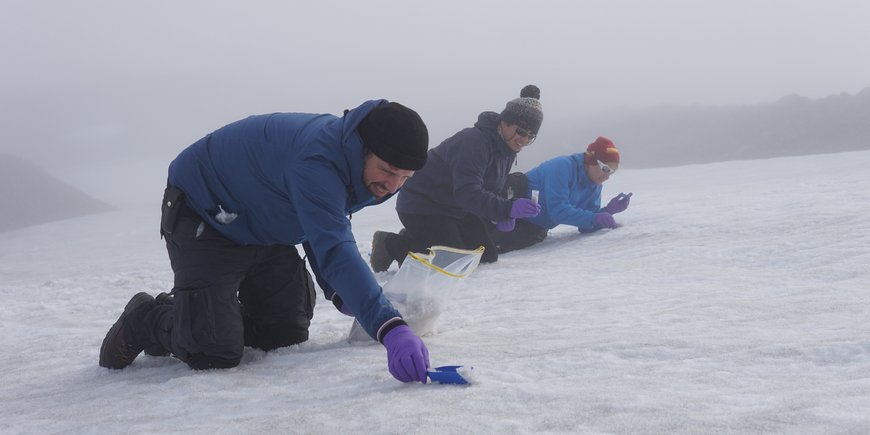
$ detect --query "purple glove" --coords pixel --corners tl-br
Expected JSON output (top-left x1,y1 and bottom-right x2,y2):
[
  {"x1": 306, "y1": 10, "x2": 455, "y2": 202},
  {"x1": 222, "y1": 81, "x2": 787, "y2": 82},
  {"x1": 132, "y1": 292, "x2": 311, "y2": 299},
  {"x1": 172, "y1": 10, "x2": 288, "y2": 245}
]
[
  {"x1": 510, "y1": 198, "x2": 541, "y2": 219},
  {"x1": 496, "y1": 219, "x2": 516, "y2": 232},
  {"x1": 593, "y1": 212, "x2": 617, "y2": 229},
  {"x1": 383, "y1": 324, "x2": 430, "y2": 383},
  {"x1": 604, "y1": 192, "x2": 632, "y2": 215}
]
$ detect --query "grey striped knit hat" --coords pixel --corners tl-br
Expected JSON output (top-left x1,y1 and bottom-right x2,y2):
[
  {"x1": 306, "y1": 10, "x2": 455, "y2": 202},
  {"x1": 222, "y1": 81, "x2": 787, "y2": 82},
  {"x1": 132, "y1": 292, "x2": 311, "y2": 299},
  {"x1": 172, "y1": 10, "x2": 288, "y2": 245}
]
[{"x1": 500, "y1": 85, "x2": 543, "y2": 134}]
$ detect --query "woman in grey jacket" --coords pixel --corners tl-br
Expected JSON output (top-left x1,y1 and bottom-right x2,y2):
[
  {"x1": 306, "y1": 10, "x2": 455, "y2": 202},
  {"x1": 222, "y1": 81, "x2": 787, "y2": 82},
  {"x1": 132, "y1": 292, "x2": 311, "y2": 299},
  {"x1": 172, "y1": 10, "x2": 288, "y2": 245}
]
[{"x1": 371, "y1": 86, "x2": 543, "y2": 271}]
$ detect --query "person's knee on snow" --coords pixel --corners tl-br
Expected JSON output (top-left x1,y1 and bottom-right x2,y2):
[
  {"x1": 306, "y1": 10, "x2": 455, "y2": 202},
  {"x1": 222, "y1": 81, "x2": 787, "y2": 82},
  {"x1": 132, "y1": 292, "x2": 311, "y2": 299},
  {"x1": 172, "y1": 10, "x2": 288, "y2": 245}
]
[
  {"x1": 185, "y1": 351, "x2": 243, "y2": 370},
  {"x1": 243, "y1": 319, "x2": 310, "y2": 351}
]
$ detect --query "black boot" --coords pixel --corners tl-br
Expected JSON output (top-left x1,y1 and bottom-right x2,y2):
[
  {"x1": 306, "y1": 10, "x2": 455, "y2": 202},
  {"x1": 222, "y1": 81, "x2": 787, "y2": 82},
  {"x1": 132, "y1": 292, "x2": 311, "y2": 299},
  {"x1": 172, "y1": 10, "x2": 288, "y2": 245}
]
[
  {"x1": 370, "y1": 231, "x2": 394, "y2": 272},
  {"x1": 143, "y1": 292, "x2": 173, "y2": 357},
  {"x1": 99, "y1": 292, "x2": 158, "y2": 369}
]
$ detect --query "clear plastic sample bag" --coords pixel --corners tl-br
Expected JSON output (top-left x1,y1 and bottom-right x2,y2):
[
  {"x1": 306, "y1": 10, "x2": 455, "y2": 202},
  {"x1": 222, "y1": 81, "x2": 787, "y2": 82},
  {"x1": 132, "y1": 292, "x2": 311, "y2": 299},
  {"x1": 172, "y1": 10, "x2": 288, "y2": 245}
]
[{"x1": 348, "y1": 245, "x2": 484, "y2": 343}]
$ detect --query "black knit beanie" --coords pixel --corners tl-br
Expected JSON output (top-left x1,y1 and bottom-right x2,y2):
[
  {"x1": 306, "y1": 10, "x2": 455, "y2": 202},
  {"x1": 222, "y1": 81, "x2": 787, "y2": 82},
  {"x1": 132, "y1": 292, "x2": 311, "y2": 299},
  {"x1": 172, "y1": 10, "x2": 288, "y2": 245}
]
[
  {"x1": 500, "y1": 85, "x2": 544, "y2": 134},
  {"x1": 357, "y1": 102, "x2": 429, "y2": 171}
]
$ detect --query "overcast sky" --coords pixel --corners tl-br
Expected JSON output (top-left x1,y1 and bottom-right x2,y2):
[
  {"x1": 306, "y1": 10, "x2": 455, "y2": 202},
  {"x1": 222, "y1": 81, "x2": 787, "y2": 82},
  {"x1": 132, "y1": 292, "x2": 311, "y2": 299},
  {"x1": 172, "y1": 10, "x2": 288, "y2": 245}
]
[{"x1": 2, "y1": 0, "x2": 870, "y2": 173}]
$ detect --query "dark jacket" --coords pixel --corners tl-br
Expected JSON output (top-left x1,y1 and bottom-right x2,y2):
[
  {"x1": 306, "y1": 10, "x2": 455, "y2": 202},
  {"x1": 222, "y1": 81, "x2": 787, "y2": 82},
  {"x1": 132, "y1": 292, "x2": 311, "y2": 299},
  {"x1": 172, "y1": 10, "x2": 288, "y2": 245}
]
[
  {"x1": 396, "y1": 112, "x2": 515, "y2": 222},
  {"x1": 167, "y1": 100, "x2": 401, "y2": 340}
]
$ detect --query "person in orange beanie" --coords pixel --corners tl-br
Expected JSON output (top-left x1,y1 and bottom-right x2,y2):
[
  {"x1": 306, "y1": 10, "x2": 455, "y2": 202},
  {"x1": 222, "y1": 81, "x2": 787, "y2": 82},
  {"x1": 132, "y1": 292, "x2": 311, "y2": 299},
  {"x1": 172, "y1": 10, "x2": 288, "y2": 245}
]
[{"x1": 490, "y1": 136, "x2": 632, "y2": 253}]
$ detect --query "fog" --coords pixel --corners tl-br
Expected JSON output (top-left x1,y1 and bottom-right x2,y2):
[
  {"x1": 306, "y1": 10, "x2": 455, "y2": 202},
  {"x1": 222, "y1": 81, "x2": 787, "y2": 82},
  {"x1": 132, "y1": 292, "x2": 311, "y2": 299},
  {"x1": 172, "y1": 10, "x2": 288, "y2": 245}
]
[{"x1": 2, "y1": 0, "x2": 870, "y2": 201}]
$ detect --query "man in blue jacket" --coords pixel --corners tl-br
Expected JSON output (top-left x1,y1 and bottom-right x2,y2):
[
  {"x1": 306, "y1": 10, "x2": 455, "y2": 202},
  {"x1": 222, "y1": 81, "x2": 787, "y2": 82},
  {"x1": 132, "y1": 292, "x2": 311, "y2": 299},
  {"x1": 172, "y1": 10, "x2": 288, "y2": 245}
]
[{"x1": 99, "y1": 100, "x2": 433, "y2": 383}]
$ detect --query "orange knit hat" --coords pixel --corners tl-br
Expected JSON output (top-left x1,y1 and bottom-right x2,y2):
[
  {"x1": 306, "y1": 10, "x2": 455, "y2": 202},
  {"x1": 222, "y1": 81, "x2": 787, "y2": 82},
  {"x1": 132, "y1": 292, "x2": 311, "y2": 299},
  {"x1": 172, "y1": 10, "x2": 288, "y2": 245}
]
[{"x1": 583, "y1": 136, "x2": 620, "y2": 165}]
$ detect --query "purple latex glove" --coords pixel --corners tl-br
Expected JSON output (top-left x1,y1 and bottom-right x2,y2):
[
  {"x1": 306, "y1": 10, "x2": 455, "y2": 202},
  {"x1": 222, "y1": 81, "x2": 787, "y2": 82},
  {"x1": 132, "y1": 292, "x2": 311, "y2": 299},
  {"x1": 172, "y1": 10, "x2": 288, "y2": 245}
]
[
  {"x1": 383, "y1": 324, "x2": 430, "y2": 383},
  {"x1": 496, "y1": 219, "x2": 516, "y2": 232},
  {"x1": 604, "y1": 192, "x2": 632, "y2": 214},
  {"x1": 593, "y1": 212, "x2": 617, "y2": 229},
  {"x1": 510, "y1": 198, "x2": 541, "y2": 219}
]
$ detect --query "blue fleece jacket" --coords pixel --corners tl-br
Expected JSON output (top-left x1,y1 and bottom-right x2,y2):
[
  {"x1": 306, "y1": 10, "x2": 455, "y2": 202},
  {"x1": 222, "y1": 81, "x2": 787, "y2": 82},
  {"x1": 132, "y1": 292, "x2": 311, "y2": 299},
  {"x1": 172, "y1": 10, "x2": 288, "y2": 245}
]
[
  {"x1": 396, "y1": 112, "x2": 515, "y2": 222},
  {"x1": 167, "y1": 100, "x2": 401, "y2": 340},
  {"x1": 525, "y1": 153, "x2": 603, "y2": 231}
]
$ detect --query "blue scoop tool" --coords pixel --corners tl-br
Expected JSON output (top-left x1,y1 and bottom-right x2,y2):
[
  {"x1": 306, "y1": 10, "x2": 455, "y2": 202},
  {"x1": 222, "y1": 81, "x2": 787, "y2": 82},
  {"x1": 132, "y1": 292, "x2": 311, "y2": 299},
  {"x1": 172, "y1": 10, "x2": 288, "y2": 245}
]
[{"x1": 427, "y1": 365, "x2": 471, "y2": 385}]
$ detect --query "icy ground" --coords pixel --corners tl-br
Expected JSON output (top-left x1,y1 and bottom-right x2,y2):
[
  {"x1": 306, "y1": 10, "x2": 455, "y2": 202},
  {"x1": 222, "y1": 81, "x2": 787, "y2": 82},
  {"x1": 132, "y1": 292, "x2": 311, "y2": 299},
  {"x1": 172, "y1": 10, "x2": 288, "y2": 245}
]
[{"x1": 1, "y1": 151, "x2": 869, "y2": 434}]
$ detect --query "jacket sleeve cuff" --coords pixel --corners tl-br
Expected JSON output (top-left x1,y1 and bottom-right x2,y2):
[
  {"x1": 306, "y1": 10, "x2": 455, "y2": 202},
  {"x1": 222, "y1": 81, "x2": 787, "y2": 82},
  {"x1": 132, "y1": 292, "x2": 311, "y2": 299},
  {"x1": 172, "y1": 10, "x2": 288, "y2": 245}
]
[{"x1": 376, "y1": 317, "x2": 407, "y2": 344}]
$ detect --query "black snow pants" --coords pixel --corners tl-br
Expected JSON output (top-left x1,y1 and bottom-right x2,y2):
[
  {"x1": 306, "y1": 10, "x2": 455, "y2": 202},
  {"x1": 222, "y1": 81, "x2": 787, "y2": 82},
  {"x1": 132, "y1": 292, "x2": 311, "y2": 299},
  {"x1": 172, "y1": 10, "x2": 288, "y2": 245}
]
[
  {"x1": 151, "y1": 186, "x2": 316, "y2": 370},
  {"x1": 489, "y1": 219, "x2": 549, "y2": 254},
  {"x1": 384, "y1": 212, "x2": 499, "y2": 264}
]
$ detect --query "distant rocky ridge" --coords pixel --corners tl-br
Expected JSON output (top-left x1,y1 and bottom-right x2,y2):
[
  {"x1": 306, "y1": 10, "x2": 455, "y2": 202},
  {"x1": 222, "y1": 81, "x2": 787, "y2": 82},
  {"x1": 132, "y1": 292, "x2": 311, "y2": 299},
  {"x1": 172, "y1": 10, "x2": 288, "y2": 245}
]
[
  {"x1": 554, "y1": 88, "x2": 870, "y2": 168},
  {"x1": 0, "y1": 155, "x2": 115, "y2": 232}
]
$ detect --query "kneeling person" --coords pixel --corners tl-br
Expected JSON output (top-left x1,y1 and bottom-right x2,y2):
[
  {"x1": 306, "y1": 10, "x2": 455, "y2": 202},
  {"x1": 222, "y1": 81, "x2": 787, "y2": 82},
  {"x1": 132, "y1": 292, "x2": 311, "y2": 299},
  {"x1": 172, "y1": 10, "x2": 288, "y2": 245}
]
[
  {"x1": 491, "y1": 136, "x2": 633, "y2": 253},
  {"x1": 99, "y1": 100, "x2": 432, "y2": 384}
]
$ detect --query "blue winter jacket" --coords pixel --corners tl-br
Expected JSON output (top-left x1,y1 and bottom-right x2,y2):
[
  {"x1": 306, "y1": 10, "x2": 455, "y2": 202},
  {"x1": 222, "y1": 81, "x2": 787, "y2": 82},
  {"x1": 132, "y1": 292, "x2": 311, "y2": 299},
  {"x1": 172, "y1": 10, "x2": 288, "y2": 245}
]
[
  {"x1": 525, "y1": 153, "x2": 603, "y2": 231},
  {"x1": 396, "y1": 112, "x2": 515, "y2": 222},
  {"x1": 167, "y1": 99, "x2": 401, "y2": 340}
]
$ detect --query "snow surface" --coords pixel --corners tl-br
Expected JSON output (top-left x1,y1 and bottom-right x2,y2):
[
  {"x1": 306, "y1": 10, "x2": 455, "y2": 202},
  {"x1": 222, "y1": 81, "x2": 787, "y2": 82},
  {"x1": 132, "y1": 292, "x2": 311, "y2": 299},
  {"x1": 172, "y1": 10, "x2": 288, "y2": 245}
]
[{"x1": 1, "y1": 151, "x2": 869, "y2": 434}]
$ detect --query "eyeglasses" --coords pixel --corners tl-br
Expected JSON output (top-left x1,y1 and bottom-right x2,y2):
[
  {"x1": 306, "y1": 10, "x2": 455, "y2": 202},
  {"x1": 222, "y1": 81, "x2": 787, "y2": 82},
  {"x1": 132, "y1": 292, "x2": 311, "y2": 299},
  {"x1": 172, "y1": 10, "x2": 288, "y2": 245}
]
[
  {"x1": 596, "y1": 159, "x2": 617, "y2": 175},
  {"x1": 515, "y1": 127, "x2": 537, "y2": 143}
]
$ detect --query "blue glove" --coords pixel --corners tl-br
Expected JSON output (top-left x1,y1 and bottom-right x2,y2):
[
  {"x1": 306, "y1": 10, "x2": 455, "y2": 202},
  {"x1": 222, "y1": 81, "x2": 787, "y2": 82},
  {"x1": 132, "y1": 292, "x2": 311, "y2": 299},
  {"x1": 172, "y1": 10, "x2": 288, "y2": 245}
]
[
  {"x1": 496, "y1": 219, "x2": 516, "y2": 232},
  {"x1": 604, "y1": 192, "x2": 632, "y2": 214},
  {"x1": 593, "y1": 212, "x2": 617, "y2": 229},
  {"x1": 509, "y1": 198, "x2": 541, "y2": 219},
  {"x1": 383, "y1": 325, "x2": 430, "y2": 383}
]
